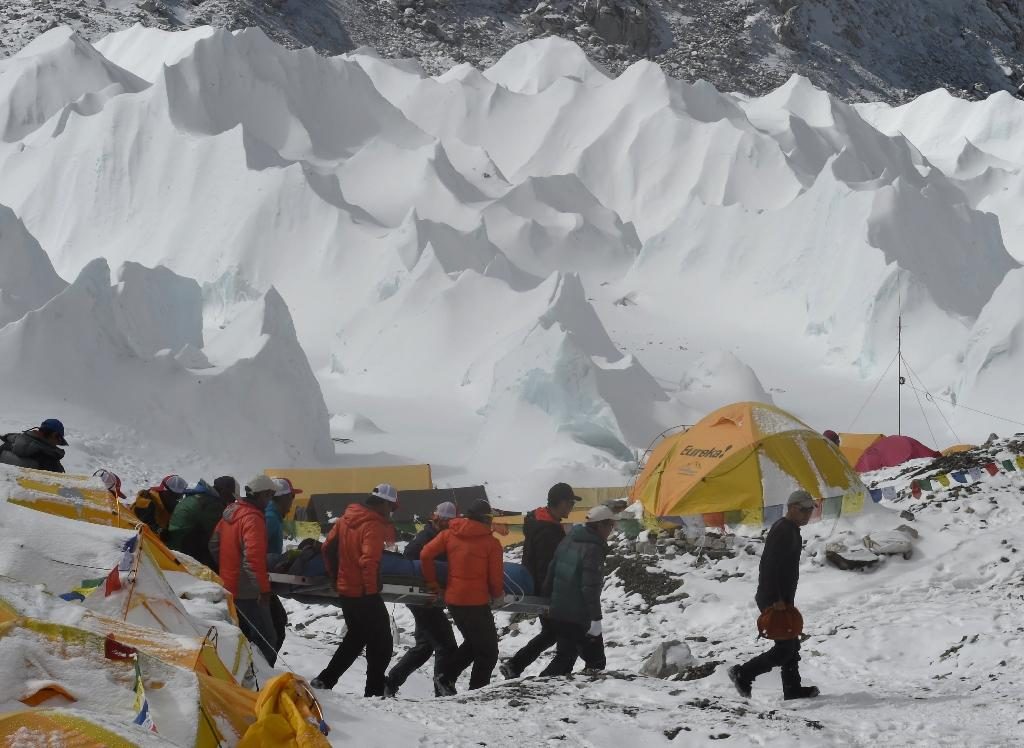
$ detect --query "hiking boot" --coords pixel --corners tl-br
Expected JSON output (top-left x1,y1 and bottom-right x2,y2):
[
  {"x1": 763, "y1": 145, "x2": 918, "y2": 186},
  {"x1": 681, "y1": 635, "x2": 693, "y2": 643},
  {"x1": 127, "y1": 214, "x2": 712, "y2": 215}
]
[
  {"x1": 784, "y1": 686, "x2": 820, "y2": 700},
  {"x1": 383, "y1": 677, "x2": 398, "y2": 698},
  {"x1": 728, "y1": 665, "x2": 752, "y2": 698},
  {"x1": 499, "y1": 662, "x2": 519, "y2": 680},
  {"x1": 433, "y1": 675, "x2": 457, "y2": 697},
  {"x1": 309, "y1": 677, "x2": 330, "y2": 690}
]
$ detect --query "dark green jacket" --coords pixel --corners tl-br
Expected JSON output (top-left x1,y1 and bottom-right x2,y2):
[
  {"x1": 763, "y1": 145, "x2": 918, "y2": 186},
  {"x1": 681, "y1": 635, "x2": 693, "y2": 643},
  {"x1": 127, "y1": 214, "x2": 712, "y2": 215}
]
[
  {"x1": 167, "y1": 481, "x2": 227, "y2": 569},
  {"x1": 544, "y1": 524, "x2": 607, "y2": 626}
]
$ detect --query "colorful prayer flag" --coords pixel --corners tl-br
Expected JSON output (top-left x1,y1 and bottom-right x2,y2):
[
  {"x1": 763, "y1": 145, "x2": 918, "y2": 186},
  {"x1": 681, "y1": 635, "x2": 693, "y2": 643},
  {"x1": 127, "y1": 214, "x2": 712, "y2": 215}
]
[
  {"x1": 985, "y1": 463, "x2": 999, "y2": 476},
  {"x1": 951, "y1": 471, "x2": 967, "y2": 484},
  {"x1": 104, "y1": 566, "x2": 121, "y2": 596},
  {"x1": 763, "y1": 504, "x2": 784, "y2": 525},
  {"x1": 822, "y1": 495, "x2": 843, "y2": 519},
  {"x1": 869, "y1": 488, "x2": 883, "y2": 503},
  {"x1": 918, "y1": 479, "x2": 933, "y2": 492},
  {"x1": 59, "y1": 577, "x2": 104, "y2": 602},
  {"x1": 882, "y1": 486, "x2": 897, "y2": 500},
  {"x1": 132, "y1": 657, "x2": 157, "y2": 733},
  {"x1": 911, "y1": 481, "x2": 922, "y2": 499},
  {"x1": 841, "y1": 490, "x2": 865, "y2": 515},
  {"x1": 969, "y1": 467, "x2": 984, "y2": 481},
  {"x1": 1002, "y1": 460, "x2": 1017, "y2": 472},
  {"x1": 1017, "y1": 456, "x2": 1024, "y2": 470},
  {"x1": 702, "y1": 512, "x2": 725, "y2": 529},
  {"x1": 935, "y1": 474, "x2": 950, "y2": 487}
]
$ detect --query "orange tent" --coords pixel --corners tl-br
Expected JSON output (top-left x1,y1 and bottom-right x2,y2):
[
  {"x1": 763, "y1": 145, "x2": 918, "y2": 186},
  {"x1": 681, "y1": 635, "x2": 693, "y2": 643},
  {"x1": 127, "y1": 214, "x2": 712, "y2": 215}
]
[{"x1": 836, "y1": 433, "x2": 884, "y2": 467}]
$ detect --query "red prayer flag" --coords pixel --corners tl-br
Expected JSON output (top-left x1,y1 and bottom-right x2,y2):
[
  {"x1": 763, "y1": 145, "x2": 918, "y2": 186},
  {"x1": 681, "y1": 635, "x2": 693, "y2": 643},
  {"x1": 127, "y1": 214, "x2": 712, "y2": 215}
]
[
  {"x1": 702, "y1": 512, "x2": 725, "y2": 529},
  {"x1": 104, "y1": 565, "x2": 121, "y2": 596},
  {"x1": 104, "y1": 634, "x2": 137, "y2": 661},
  {"x1": 985, "y1": 462, "x2": 1000, "y2": 476},
  {"x1": 911, "y1": 481, "x2": 921, "y2": 499}
]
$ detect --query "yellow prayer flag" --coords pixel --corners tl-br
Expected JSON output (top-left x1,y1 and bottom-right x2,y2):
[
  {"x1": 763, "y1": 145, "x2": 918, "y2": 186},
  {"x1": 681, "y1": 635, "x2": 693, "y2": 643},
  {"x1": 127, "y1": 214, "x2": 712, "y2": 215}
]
[
  {"x1": 841, "y1": 490, "x2": 865, "y2": 515},
  {"x1": 935, "y1": 474, "x2": 950, "y2": 487}
]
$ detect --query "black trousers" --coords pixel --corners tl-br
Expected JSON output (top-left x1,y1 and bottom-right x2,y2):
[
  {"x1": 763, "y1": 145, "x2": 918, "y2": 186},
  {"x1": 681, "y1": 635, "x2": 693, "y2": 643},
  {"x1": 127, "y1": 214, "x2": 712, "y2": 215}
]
[
  {"x1": 444, "y1": 605, "x2": 499, "y2": 690},
  {"x1": 235, "y1": 598, "x2": 278, "y2": 667},
  {"x1": 387, "y1": 605, "x2": 458, "y2": 693},
  {"x1": 316, "y1": 594, "x2": 394, "y2": 696},
  {"x1": 507, "y1": 615, "x2": 557, "y2": 675},
  {"x1": 739, "y1": 637, "x2": 802, "y2": 693},
  {"x1": 539, "y1": 620, "x2": 606, "y2": 676},
  {"x1": 269, "y1": 594, "x2": 288, "y2": 653}
]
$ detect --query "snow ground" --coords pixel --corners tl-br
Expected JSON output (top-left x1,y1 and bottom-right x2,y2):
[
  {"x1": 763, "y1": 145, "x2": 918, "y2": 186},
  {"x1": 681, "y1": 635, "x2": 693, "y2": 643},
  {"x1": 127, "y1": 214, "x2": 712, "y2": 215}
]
[{"x1": 265, "y1": 443, "x2": 1024, "y2": 746}]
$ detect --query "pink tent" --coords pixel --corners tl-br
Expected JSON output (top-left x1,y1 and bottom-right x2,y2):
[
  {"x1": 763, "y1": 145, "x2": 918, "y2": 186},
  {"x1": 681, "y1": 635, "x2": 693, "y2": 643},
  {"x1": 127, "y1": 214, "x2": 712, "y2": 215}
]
[{"x1": 854, "y1": 435, "x2": 942, "y2": 472}]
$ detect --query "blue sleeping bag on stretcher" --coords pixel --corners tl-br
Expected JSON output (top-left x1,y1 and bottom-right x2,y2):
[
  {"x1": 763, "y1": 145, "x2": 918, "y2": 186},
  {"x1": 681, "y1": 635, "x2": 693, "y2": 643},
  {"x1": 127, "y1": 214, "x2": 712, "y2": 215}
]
[{"x1": 379, "y1": 552, "x2": 535, "y2": 596}]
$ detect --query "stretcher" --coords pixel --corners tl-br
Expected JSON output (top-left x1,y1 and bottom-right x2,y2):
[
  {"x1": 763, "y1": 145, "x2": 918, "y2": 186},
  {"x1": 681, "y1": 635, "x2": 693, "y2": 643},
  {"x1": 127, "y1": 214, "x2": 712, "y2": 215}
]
[{"x1": 269, "y1": 573, "x2": 550, "y2": 615}]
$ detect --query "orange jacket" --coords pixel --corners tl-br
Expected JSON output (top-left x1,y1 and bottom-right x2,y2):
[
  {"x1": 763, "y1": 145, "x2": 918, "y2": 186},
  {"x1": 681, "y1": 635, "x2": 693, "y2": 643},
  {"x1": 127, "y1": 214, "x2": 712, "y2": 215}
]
[
  {"x1": 208, "y1": 499, "x2": 269, "y2": 600},
  {"x1": 322, "y1": 504, "x2": 392, "y2": 597},
  {"x1": 421, "y1": 518, "x2": 503, "y2": 606}
]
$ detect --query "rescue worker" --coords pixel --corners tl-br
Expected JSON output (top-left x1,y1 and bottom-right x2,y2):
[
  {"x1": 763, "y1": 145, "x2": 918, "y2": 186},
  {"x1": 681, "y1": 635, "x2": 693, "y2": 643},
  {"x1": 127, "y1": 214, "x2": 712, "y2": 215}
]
[
  {"x1": 384, "y1": 501, "x2": 459, "y2": 697},
  {"x1": 421, "y1": 499, "x2": 504, "y2": 693},
  {"x1": 311, "y1": 484, "x2": 398, "y2": 696},
  {"x1": 728, "y1": 490, "x2": 820, "y2": 700},
  {"x1": 501, "y1": 483, "x2": 578, "y2": 679},
  {"x1": 267, "y1": 477, "x2": 302, "y2": 654},
  {"x1": 209, "y1": 475, "x2": 278, "y2": 665},
  {"x1": 540, "y1": 505, "x2": 615, "y2": 676},
  {"x1": 167, "y1": 476, "x2": 236, "y2": 569},
  {"x1": 0, "y1": 419, "x2": 68, "y2": 473},
  {"x1": 133, "y1": 474, "x2": 189, "y2": 539}
]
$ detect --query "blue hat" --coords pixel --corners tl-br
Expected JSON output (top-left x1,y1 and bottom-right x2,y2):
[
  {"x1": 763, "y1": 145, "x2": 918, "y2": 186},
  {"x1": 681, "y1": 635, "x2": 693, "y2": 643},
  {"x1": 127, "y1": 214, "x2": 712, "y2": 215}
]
[{"x1": 40, "y1": 418, "x2": 67, "y2": 446}]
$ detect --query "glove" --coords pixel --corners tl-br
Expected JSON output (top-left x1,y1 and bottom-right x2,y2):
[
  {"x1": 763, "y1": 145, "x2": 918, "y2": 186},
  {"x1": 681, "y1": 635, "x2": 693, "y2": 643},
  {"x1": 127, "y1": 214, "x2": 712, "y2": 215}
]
[{"x1": 587, "y1": 620, "x2": 602, "y2": 637}]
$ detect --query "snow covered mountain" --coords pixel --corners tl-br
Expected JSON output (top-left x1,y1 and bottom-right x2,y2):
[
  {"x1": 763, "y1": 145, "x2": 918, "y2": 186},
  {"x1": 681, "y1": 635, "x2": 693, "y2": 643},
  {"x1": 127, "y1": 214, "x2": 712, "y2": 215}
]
[
  {"x1": 1, "y1": 26, "x2": 1023, "y2": 502},
  {"x1": 2, "y1": 0, "x2": 1023, "y2": 104}
]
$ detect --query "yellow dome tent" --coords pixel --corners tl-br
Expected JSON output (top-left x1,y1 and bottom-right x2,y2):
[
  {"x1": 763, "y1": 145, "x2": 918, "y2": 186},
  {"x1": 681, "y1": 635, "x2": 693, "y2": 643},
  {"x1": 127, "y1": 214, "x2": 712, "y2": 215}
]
[
  {"x1": 836, "y1": 433, "x2": 885, "y2": 467},
  {"x1": 631, "y1": 402, "x2": 868, "y2": 525},
  {"x1": 941, "y1": 444, "x2": 975, "y2": 456}
]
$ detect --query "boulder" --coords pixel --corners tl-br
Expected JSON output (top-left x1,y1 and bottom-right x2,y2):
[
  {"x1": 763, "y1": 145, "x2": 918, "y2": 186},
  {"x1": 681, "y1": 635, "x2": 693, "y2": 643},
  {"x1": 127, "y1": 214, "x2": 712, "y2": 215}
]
[
  {"x1": 640, "y1": 640, "x2": 696, "y2": 679},
  {"x1": 582, "y1": 0, "x2": 650, "y2": 51}
]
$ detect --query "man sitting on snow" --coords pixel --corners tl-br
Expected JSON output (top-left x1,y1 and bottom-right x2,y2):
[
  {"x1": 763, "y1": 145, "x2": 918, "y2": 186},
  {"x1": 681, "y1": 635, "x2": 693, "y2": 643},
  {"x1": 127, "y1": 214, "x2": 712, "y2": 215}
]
[{"x1": 0, "y1": 418, "x2": 68, "y2": 473}]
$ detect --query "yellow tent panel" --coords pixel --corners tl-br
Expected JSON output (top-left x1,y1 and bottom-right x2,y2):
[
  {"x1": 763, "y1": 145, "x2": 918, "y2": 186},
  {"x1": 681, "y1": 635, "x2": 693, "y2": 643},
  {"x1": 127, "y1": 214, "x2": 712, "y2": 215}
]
[
  {"x1": 941, "y1": 444, "x2": 975, "y2": 456},
  {"x1": 836, "y1": 433, "x2": 884, "y2": 467},
  {"x1": 0, "y1": 710, "x2": 151, "y2": 748},
  {"x1": 266, "y1": 465, "x2": 433, "y2": 518},
  {"x1": 631, "y1": 402, "x2": 867, "y2": 521}
]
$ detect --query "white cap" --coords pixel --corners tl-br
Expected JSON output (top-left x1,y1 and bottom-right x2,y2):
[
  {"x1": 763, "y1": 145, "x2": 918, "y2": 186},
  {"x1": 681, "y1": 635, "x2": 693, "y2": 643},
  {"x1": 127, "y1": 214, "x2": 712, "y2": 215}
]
[
  {"x1": 371, "y1": 483, "x2": 399, "y2": 504},
  {"x1": 159, "y1": 475, "x2": 189, "y2": 494},
  {"x1": 586, "y1": 505, "x2": 617, "y2": 523},
  {"x1": 435, "y1": 501, "x2": 457, "y2": 519},
  {"x1": 246, "y1": 475, "x2": 277, "y2": 495}
]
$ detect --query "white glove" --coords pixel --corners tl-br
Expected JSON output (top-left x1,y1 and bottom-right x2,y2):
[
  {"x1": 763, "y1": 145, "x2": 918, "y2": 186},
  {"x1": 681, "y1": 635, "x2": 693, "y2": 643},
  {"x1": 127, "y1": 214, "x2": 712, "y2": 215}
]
[{"x1": 587, "y1": 620, "x2": 602, "y2": 637}]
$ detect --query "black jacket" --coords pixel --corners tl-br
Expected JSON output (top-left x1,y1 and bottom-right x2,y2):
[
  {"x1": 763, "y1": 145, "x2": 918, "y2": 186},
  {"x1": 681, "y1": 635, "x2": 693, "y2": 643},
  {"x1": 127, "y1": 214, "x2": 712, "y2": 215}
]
[
  {"x1": 755, "y1": 517, "x2": 803, "y2": 611},
  {"x1": 522, "y1": 508, "x2": 566, "y2": 588},
  {"x1": 0, "y1": 431, "x2": 65, "y2": 473},
  {"x1": 544, "y1": 524, "x2": 607, "y2": 625},
  {"x1": 405, "y1": 524, "x2": 442, "y2": 561}
]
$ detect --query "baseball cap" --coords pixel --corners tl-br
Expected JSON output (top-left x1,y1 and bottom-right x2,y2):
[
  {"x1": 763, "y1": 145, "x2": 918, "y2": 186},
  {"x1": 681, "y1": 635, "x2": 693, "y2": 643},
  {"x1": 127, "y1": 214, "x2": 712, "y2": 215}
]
[
  {"x1": 214, "y1": 475, "x2": 240, "y2": 500},
  {"x1": 586, "y1": 505, "x2": 617, "y2": 523},
  {"x1": 158, "y1": 475, "x2": 189, "y2": 495},
  {"x1": 435, "y1": 501, "x2": 458, "y2": 519},
  {"x1": 466, "y1": 498, "x2": 492, "y2": 518},
  {"x1": 272, "y1": 477, "x2": 303, "y2": 497},
  {"x1": 371, "y1": 483, "x2": 399, "y2": 504},
  {"x1": 40, "y1": 418, "x2": 67, "y2": 446},
  {"x1": 547, "y1": 482, "x2": 580, "y2": 506},
  {"x1": 246, "y1": 474, "x2": 277, "y2": 495},
  {"x1": 787, "y1": 489, "x2": 815, "y2": 510},
  {"x1": 93, "y1": 468, "x2": 126, "y2": 498}
]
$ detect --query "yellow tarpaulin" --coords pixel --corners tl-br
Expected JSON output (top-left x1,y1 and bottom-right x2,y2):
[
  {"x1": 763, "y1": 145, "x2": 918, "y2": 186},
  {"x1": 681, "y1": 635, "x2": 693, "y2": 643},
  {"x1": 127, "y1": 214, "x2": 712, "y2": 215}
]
[{"x1": 265, "y1": 465, "x2": 433, "y2": 518}]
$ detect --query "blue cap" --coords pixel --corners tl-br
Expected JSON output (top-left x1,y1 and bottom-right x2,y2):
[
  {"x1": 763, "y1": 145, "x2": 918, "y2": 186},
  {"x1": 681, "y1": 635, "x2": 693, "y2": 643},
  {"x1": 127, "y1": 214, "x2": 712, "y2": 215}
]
[{"x1": 40, "y1": 418, "x2": 67, "y2": 445}]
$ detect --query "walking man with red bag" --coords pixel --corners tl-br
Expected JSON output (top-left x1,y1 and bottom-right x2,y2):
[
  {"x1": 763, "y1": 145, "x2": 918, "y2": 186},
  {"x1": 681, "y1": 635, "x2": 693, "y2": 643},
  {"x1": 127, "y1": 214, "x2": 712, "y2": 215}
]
[{"x1": 728, "y1": 490, "x2": 820, "y2": 700}]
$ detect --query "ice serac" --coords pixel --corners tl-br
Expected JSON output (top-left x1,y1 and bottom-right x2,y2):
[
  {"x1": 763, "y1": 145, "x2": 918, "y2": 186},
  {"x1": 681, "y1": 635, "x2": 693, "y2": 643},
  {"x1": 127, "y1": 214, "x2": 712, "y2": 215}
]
[
  {"x1": 0, "y1": 26, "x2": 147, "y2": 143},
  {"x1": 113, "y1": 262, "x2": 204, "y2": 358},
  {"x1": 484, "y1": 36, "x2": 610, "y2": 94},
  {"x1": 0, "y1": 204, "x2": 67, "y2": 328},
  {"x1": 954, "y1": 269, "x2": 1024, "y2": 437},
  {"x1": 0, "y1": 259, "x2": 331, "y2": 472},
  {"x1": 677, "y1": 351, "x2": 774, "y2": 417}
]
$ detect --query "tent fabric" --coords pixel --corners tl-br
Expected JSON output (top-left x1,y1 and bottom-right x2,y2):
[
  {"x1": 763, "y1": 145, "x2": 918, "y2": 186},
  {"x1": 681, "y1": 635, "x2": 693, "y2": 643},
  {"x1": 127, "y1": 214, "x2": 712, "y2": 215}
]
[
  {"x1": 265, "y1": 465, "x2": 433, "y2": 520},
  {"x1": 309, "y1": 486, "x2": 488, "y2": 528},
  {"x1": 836, "y1": 433, "x2": 885, "y2": 467},
  {"x1": 239, "y1": 672, "x2": 329, "y2": 748},
  {"x1": 854, "y1": 435, "x2": 942, "y2": 472},
  {"x1": 630, "y1": 402, "x2": 868, "y2": 521},
  {"x1": 0, "y1": 709, "x2": 162, "y2": 747},
  {"x1": 941, "y1": 444, "x2": 976, "y2": 456}
]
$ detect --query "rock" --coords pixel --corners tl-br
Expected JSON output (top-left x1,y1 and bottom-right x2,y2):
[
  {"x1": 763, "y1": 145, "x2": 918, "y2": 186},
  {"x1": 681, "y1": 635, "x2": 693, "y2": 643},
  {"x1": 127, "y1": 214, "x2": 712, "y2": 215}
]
[
  {"x1": 639, "y1": 640, "x2": 696, "y2": 679},
  {"x1": 582, "y1": 0, "x2": 650, "y2": 51},
  {"x1": 138, "y1": 0, "x2": 157, "y2": 12},
  {"x1": 541, "y1": 13, "x2": 568, "y2": 33},
  {"x1": 900, "y1": 510, "x2": 915, "y2": 521}
]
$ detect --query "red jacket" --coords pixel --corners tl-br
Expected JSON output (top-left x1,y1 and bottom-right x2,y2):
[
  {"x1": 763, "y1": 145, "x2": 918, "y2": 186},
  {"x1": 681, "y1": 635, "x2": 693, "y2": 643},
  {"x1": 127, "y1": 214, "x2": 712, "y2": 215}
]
[
  {"x1": 421, "y1": 518, "x2": 503, "y2": 606},
  {"x1": 209, "y1": 499, "x2": 269, "y2": 600},
  {"x1": 322, "y1": 504, "x2": 392, "y2": 597}
]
